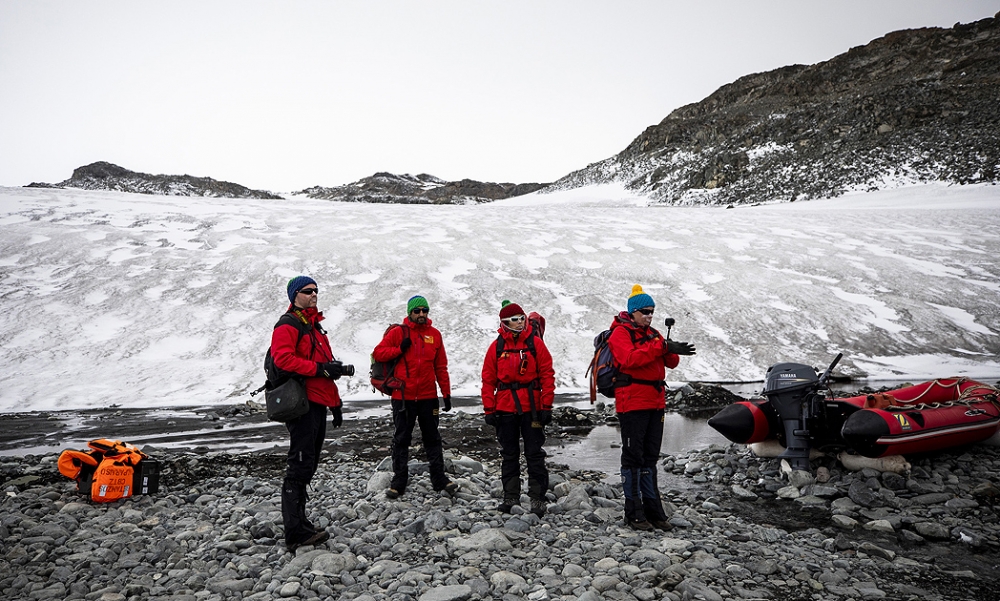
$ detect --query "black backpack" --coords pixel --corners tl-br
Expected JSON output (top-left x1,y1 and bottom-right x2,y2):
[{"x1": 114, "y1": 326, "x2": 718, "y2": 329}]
[
  {"x1": 370, "y1": 324, "x2": 409, "y2": 396},
  {"x1": 251, "y1": 313, "x2": 314, "y2": 397}
]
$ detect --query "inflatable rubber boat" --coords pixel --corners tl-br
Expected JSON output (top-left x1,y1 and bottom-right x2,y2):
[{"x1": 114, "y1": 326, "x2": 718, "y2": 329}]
[{"x1": 708, "y1": 355, "x2": 1000, "y2": 466}]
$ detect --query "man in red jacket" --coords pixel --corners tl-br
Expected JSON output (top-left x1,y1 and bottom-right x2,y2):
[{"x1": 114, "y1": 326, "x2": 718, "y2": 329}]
[
  {"x1": 611, "y1": 284, "x2": 695, "y2": 531},
  {"x1": 481, "y1": 300, "x2": 556, "y2": 517},
  {"x1": 271, "y1": 275, "x2": 347, "y2": 550},
  {"x1": 372, "y1": 295, "x2": 457, "y2": 499}
]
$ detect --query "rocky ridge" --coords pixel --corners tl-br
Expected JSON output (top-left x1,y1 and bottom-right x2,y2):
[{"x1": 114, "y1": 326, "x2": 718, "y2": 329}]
[
  {"x1": 296, "y1": 172, "x2": 549, "y2": 205},
  {"x1": 552, "y1": 14, "x2": 1000, "y2": 205},
  {"x1": 26, "y1": 162, "x2": 283, "y2": 200}
]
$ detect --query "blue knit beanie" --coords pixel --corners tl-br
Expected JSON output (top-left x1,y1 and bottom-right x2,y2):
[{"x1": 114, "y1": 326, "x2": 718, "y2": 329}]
[
  {"x1": 287, "y1": 275, "x2": 317, "y2": 303},
  {"x1": 627, "y1": 284, "x2": 655, "y2": 314}
]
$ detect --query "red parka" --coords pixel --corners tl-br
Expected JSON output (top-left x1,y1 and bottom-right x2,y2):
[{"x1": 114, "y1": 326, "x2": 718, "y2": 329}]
[
  {"x1": 372, "y1": 317, "x2": 451, "y2": 400},
  {"x1": 609, "y1": 311, "x2": 680, "y2": 413},
  {"x1": 481, "y1": 323, "x2": 556, "y2": 414},
  {"x1": 270, "y1": 307, "x2": 342, "y2": 408}
]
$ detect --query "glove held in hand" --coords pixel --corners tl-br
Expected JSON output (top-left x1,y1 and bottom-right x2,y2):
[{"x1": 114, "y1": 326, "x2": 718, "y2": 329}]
[{"x1": 666, "y1": 341, "x2": 697, "y2": 356}]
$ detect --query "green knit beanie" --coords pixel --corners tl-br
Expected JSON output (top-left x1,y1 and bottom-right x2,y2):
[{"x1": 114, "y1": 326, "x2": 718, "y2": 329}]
[{"x1": 407, "y1": 295, "x2": 429, "y2": 314}]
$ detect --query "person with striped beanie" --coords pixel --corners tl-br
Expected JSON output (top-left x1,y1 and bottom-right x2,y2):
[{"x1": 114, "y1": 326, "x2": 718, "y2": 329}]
[{"x1": 609, "y1": 284, "x2": 696, "y2": 531}]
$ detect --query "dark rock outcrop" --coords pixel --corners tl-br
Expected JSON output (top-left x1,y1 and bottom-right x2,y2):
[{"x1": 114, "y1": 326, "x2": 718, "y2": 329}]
[
  {"x1": 298, "y1": 172, "x2": 549, "y2": 204},
  {"x1": 26, "y1": 161, "x2": 283, "y2": 200},
  {"x1": 552, "y1": 14, "x2": 1000, "y2": 205}
]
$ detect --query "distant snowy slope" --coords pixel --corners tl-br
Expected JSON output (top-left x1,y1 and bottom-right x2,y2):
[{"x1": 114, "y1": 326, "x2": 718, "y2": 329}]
[{"x1": 0, "y1": 184, "x2": 998, "y2": 412}]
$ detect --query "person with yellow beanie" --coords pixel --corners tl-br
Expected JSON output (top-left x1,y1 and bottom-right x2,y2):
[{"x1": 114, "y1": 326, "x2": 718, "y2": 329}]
[{"x1": 609, "y1": 284, "x2": 696, "y2": 531}]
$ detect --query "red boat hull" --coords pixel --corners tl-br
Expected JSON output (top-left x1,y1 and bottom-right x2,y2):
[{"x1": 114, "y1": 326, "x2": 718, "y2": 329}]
[
  {"x1": 840, "y1": 379, "x2": 1000, "y2": 458},
  {"x1": 708, "y1": 378, "x2": 1000, "y2": 458}
]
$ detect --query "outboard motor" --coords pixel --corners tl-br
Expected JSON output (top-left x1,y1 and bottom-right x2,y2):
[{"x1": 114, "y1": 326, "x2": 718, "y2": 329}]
[
  {"x1": 763, "y1": 354, "x2": 843, "y2": 471},
  {"x1": 763, "y1": 363, "x2": 821, "y2": 471}
]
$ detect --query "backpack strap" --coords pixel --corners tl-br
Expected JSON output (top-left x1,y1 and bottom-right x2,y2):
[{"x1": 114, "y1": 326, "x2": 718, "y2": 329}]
[
  {"x1": 617, "y1": 326, "x2": 666, "y2": 391},
  {"x1": 495, "y1": 330, "x2": 537, "y2": 358},
  {"x1": 253, "y1": 312, "x2": 316, "y2": 397},
  {"x1": 395, "y1": 324, "x2": 410, "y2": 399},
  {"x1": 494, "y1": 331, "x2": 540, "y2": 420}
]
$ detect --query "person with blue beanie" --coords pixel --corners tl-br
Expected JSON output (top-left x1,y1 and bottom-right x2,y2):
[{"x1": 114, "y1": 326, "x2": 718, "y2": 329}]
[
  {"x1": 608, "y1": 284, "x2": 696, "y2": 531},
  {"x1": 272, "y1": 274, "x2": 351, "y2": 550}
]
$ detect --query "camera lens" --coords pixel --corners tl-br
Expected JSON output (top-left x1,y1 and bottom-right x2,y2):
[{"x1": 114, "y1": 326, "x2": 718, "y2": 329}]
[{"x1": 341, "y1": 364, "x2": 355, "y2": 377}]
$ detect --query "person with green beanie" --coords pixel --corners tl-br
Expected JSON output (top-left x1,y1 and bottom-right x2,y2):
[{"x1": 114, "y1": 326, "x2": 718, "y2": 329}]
[{"x1": 372, "y1": 295, "x2": 457, "y2": 499}]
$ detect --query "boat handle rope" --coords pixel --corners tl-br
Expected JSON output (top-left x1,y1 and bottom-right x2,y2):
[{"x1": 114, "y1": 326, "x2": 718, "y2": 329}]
[{"x1": 883, "y1": 385, "x2": 1000, "y2": 412}]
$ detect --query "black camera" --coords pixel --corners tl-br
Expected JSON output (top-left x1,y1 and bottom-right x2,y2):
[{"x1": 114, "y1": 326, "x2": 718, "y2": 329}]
[
  {"x1": 664, "y1": 317, "x2": 676, "y2": 327},
  {"x1": 340, "y1": 364, "x2": 355, "y2": 377}
]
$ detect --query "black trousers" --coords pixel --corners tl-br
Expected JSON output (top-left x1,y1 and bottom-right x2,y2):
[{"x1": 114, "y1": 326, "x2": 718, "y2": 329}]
[
  {"x1": 495, "y1": 412, "x2": 549, "y2": 500},
  {"x1": 285, "y1": 400, "x2": 329, "y2": 484},
  {"x1": 618, "y1": 408, "x2": 665, "y2": 470},
  {"x1": 390, "y1": 398, "x2": 448, "y2": 491}
]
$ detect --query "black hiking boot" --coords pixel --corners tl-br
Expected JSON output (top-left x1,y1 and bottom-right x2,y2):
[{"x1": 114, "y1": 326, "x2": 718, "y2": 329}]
[
  {"x1": 287, "y1": 529, "x2": 329, "y2": 552},
  {"x1": 497, "y1": 498, "x2": 519, "y2": 514},
  {"x1": 530, "y1": 498, "x2": 547, "y2": 517}
]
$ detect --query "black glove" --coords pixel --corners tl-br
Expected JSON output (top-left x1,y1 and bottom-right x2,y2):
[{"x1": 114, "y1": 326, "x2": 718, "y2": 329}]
[
  {"x1": 330, "y1": 406, "x2": 343, "y2": 428},
  {"x1": 442, "y1": 396, "x2": 452, "y2": 412},
  {"x1": 484, "y1": 412, "x2": 498, "y2": 427},
  {"x1": 538, "y1": 410, "x2": 552, "y2": 426},
  {"x1": 666, "y1": 340, "x2": 696, "y2": 356},
  {"x1": 399, "y1": 338, "x2": 412, "y2": 353},
  {"x1": 317, "y1": 361, "x2": 343, "y2": 379}
]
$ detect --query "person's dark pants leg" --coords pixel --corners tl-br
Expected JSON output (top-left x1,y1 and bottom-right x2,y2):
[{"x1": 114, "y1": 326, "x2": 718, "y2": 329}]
[
  {"x1": 390, "y1": 399, "x2": 417, "y2": 492},
  {"x1": 638, "y1": 409, "x2": 669, "y2": 521},
  {"x1": 283, "y1": 401, "x2": 327, "y2": 544},
  {"x1": 619, "y1": 409, "x2": 653, "y2": 524},
  {"x1": 520, "y1": 413, "x2": 549, "y2": 500},
  {"x1": 285, "y1": 401, "x2": 327, "y2": 483},
  {"x1": 496, "y1": 412, "x2": 522, "y2": 499},
  {"x1": 416, "y1": 398, "x2": 449, "y2": 490}
]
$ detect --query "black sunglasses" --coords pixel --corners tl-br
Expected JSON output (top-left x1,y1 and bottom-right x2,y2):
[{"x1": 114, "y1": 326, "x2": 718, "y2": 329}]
[
  {"x1": 411, "y1": 307, "x2": 429, "y2": 314},
  {"x1": 636, "y1": 308, "x2": 654, "y2": 315},
  {"x1": 298, "y1": 288, "x2": 318, "y2": 295}
]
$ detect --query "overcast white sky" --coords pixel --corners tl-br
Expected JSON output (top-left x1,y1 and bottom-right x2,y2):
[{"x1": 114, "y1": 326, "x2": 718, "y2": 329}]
[{"x1": 1, "y1": 1, "x2": 997, "y2": 193}]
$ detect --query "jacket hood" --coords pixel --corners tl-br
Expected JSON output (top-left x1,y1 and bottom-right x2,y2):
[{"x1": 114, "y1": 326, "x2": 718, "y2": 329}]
[
  {"x1": 286, "y1": 305, "x2": 324, "y2": 324},
  {"x1": 610, "y1": 311, "x2": 634, "y2": 331},
  {"x1": 496, "y1": 322, "x2": 535, "y2": 342},
  {"x1": 403, "y1": 316, "x2": 433, "y2": 329},
  {"x1": 610, "y1": 311, "x2": 659, "y2": 337}
]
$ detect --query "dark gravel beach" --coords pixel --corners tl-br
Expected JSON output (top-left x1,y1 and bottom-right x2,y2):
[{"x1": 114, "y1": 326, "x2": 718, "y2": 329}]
[{"x1": 2, "y1": 385, "x2": 999, "y2": 601}]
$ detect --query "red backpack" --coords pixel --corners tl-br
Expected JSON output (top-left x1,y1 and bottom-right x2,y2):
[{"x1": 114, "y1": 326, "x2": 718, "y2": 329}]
[{"x1": 369, "y1": 324, "x2": 410, "y2": 395}]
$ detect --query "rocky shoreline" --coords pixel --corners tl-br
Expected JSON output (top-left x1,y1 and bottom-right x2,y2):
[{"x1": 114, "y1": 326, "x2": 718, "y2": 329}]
[{"x1": 2, "y1": 391, "x2": 999, "y2": 601}]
